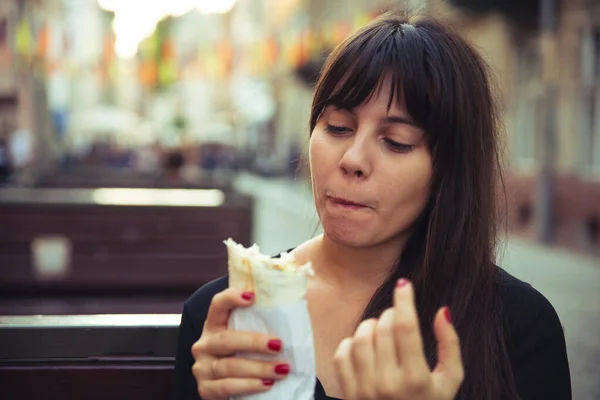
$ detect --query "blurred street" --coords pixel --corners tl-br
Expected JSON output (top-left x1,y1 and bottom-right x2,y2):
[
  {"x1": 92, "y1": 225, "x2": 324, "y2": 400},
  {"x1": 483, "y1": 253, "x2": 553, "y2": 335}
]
[
  {"x1": 234, "y1": 173, "x2": 600, "y2": 400},
  {"x1": 503, "y1": 240, "x2": 600, "y2": 400}
]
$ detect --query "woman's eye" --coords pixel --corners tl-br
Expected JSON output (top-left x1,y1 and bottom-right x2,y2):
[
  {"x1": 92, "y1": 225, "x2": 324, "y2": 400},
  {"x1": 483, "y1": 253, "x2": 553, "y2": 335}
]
[
  {"x1": 324, "y1": 124, "x2": 351, "y2": 135},
  {"x1": 384, "y1": 138, "x2": 413, "y2": 153}
]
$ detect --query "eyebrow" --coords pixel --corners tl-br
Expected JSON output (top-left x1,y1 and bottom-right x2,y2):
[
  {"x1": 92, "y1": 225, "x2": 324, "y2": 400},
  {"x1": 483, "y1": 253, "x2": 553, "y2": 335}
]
[
  {"x1": 381, "y1": 115, "x2": 419, "y2": 128},
  {"x1": 328, "y1": 104, "x2": 420, "y2": 128}
]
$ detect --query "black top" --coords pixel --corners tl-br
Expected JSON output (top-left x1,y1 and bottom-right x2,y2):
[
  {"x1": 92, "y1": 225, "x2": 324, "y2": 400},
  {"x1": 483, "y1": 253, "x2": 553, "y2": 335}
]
[{"x1": 172, "y1": 268, "x2": 571, "y2": 400}]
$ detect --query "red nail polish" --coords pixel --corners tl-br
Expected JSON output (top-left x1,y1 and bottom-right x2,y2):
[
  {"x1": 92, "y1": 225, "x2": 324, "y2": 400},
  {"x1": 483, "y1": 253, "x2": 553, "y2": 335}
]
[
  {"x1": 275, "y1": 364, "x2": 290, "y2": 375},
  {"x1": 444, "y1": 307, "x2": 452, "y2": 324},
  {"x1": 396, "y1": 278, "x2": 409, "y2": 288},
  {"x1": 267, "y1": 339, "x2": 282, "y2": 352},
  {"x1": 241, "y1": 292, "x2": 254, "y2": 301},
  {"x1": 262, "y1": 379, "x2": 275, "y2": 386}
]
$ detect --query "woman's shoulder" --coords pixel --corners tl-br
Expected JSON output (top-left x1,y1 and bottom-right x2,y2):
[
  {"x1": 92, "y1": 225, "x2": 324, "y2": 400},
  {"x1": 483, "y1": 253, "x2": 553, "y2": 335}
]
[
  {"x1": 183, "y1": 275, "x2": 230, "y2": 321},
  {"x1": 496, "y1": 267, "x2": 563, "y2": 335},
  {"x1": 496, "y1": 267, "x2": 571, "y2": 398}
]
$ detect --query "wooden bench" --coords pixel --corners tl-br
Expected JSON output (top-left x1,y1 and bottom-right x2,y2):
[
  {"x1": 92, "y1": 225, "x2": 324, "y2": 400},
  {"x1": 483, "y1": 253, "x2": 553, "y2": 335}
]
[
  {"x1": 0, "y1": 187, "x2": 252, "y2": 314},
  {"x1": 0, "y1": 314, "x2": 179, "y2": 400},
  {"x1": 35, "y1": 167, "x2": 232, "y2": 191}
]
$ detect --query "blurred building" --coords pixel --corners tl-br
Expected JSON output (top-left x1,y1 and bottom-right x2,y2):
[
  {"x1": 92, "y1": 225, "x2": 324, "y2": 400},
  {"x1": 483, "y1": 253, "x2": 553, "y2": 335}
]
[
  {"x1": 433, "y1": 0, "x2": 600, "y2": 257},
  {"x1": 1, "y1": 0, "x2": 598, "y2": 257},
  {"x1": 0, "y1": 0, "x2": 60, "y2": 181},
  {"x1": 292, "y1": 0, "x2": 600, "y2": 257},
  {"x1": 0, "y1": 1, "x2": 21, "y2": 141}
]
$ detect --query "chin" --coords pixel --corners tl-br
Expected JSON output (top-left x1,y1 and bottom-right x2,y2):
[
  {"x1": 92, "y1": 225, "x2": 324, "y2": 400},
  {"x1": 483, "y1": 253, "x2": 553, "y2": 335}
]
[
  {"x1": 322, "y1": 222, "x2": 377, "y2": 248},
  {"x1": 321, "y1": 214, "x2": 411, "y2": 250}
]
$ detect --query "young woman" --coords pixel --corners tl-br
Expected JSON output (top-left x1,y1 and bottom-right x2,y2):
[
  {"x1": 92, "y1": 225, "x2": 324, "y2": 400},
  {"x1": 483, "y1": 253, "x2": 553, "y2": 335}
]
[{"x1": 173, "y1": 13, "x2": 571, "y2": 400}]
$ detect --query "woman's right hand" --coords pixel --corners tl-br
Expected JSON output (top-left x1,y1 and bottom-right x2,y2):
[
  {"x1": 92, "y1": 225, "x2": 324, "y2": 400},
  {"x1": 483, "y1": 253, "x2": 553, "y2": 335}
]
[{"x1": 191, "y1": 289, "x2": 290, "y2": 399}]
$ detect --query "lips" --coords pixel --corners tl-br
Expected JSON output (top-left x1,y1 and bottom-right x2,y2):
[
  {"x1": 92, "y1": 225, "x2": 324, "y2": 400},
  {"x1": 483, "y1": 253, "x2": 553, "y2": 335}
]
[{"x1": 328, "y1": 196, "x2": 369, "y2": 208}]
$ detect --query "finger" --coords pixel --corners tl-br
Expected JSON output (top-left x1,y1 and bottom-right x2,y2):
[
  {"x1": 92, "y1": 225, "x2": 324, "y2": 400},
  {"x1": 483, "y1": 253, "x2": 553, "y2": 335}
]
[
  {"x1": 334, "y1": 338, "x2": 358, "y2": 399},
  {"x1": 193, "y1": 357, "x2": 290, "y2": 381},
  {"x1": 204, "y1": 289, "x2": 255, "y2": 330},
  {"x1": 213, "y1": 358, "x2": 291, "y2": 380},
  {"x1": 393, "y1": 279, "x2": 430, "y2": 379},
  {"x1": 198, "y1": 378, "x2": 275, "y2": 399},
  {"x1": 375, "y1": 308, "x2": 400, "y2": 367},
  {"x1": 432, "y1": 307, "x2": 464, "y2": 396},
  {"x1": 351, "y1": 319, "x2": 377, "y2": 398},
  {"x1": 194, "y1": 330, "x2": 283, "y2": 358}
]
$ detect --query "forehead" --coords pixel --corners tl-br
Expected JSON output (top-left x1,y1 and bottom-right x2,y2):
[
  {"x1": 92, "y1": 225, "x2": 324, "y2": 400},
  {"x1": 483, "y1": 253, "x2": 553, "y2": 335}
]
[
  {"x1": 366, "y1": 73, "x2": 407, "y2": 112},
  {"x1": 329, "y1": 71, "x2": 408, "y2": 116}
]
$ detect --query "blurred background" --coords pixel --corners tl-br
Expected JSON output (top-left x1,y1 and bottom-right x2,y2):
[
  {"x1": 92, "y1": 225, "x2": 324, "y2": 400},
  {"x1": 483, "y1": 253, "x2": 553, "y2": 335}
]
[{"x1": 0, "y1": 0, "x2": 598, "y2": 398}]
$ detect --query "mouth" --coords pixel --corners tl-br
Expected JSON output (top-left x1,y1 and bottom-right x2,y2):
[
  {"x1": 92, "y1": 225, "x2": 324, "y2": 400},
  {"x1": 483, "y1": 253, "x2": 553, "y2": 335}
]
[{"x1": 327, "y1": 196, "x2": 369, "y2": 209}]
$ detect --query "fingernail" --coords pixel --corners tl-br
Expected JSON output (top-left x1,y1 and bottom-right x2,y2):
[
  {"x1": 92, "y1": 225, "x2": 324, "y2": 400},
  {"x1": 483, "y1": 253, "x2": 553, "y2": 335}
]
[
  {"x1": 396, "y1": 278, "x2": 409, "y2": 288},
  {"x1": 267, "y1": 339, "x2": 282, "y2": 352},
  {"x1": 262, "y1": 379, "x2": 275, "y2": 386},
  {"x1": 275, "y1": 364, "x2": 290, "y2": 375},
  {"x1": 444, "y1": 306, "x2": 452, "y2": 324},
  {"x1": 241, "y1": 292, "x2": 254, "y2": 301}
]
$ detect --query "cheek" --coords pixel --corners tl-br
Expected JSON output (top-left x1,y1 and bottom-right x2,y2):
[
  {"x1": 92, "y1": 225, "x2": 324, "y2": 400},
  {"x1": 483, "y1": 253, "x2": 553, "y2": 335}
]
[
  {"x1": 309, "y1": 136, "x2": 322, "y2": 201},
  {"x1": 383, "y1": 157, "x2": 433, "y2": 225},
  {"x1": 309, "y1": 133, "x2": 333, "y2": 184}
]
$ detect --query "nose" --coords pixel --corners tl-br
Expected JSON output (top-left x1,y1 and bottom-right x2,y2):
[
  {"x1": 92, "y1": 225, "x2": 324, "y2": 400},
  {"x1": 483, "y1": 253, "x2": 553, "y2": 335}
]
[{"x1": 338, "y1": 135, "x2": 372, "y2": 179}]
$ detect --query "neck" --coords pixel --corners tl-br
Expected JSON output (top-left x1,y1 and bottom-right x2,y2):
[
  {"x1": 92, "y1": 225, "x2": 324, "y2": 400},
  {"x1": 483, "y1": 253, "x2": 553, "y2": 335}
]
[{"x1": 311, "y1": 233, "x2": 405, "y2": 291}]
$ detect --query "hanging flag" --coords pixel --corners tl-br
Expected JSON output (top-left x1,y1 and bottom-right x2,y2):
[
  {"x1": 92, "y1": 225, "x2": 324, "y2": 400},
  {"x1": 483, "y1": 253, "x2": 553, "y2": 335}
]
[
  {"x1": 352, "y1": 13, "x2": 372, "y2": 32},
  {"x1": 36, "y1": 24, "x2": 49, "y2": 59},
  {"x1": 158, "y1": 60, "x2": 177, "y2": 87},
  {"x1": 15, "y1": 18, "x2": 33, "y2": 58},
  {"x1": 332, "y1": 21, "x2": 351, "y2": 46},
  {"x1": 266, "y1": 36, "x2": 279, "y2": 67},
  {"x1": 139, "y1": 60, "x2": 158, "y2": 89},
  {"x1": 216, "y1": 38, "x2": 233, "y2": 77}
]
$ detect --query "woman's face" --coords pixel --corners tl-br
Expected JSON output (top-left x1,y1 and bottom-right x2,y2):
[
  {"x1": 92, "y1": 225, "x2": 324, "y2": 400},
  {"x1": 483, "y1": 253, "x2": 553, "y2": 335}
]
[{"x1": 310, "y1": 75, "x2": 433, "y2": 248}]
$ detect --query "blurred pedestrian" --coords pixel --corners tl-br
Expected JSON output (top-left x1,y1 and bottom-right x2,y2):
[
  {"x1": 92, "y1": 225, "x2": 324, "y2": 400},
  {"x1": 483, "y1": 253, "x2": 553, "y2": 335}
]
[{"x1": 0, "y1": 137, "x2": 11, "y2": 184}]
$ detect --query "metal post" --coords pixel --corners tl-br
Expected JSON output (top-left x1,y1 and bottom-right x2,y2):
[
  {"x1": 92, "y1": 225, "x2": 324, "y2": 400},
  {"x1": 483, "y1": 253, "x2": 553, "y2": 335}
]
[{"x1": 537, "y1": 0, "x2": 557, "y2": 244}]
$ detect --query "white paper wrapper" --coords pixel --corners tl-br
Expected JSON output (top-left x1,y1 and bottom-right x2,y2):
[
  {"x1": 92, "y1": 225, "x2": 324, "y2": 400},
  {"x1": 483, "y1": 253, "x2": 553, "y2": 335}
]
[{"x1": 225, "y1": 239, "x2": 316, "y2": 400}]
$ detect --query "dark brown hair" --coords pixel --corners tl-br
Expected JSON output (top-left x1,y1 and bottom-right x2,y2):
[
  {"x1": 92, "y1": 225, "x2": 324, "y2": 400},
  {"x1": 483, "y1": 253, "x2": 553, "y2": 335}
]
[{"x1": 309, "y1": 12, "x2": 518, "y2": 400}]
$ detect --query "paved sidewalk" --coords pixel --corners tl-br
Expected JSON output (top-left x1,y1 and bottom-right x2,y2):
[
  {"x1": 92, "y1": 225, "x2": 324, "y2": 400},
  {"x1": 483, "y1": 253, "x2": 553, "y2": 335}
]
[{"x1": 501, "y1": 241, "x2": 600, "y2": 400}]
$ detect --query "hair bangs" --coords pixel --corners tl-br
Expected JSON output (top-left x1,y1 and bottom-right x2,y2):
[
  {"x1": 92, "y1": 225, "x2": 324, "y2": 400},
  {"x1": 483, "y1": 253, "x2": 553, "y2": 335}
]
[{"x1": 312, "y1": 21, "x2": 433, "y2": 133}]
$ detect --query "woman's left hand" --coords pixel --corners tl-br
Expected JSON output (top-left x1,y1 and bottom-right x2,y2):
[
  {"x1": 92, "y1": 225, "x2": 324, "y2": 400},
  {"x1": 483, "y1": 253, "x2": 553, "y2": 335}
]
[{"x1": 333, "y1": 279, "x2": 464, "y2": 400}]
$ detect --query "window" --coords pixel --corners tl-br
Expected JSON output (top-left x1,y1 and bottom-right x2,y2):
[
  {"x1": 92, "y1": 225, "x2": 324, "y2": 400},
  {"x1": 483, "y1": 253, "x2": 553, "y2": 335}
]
[
  {"x1": 579, "y1": 27, "x2": 600, "y2": 172},
  {"x1": 511, "y1": 38, "x2": 542, "y2": 167}
]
